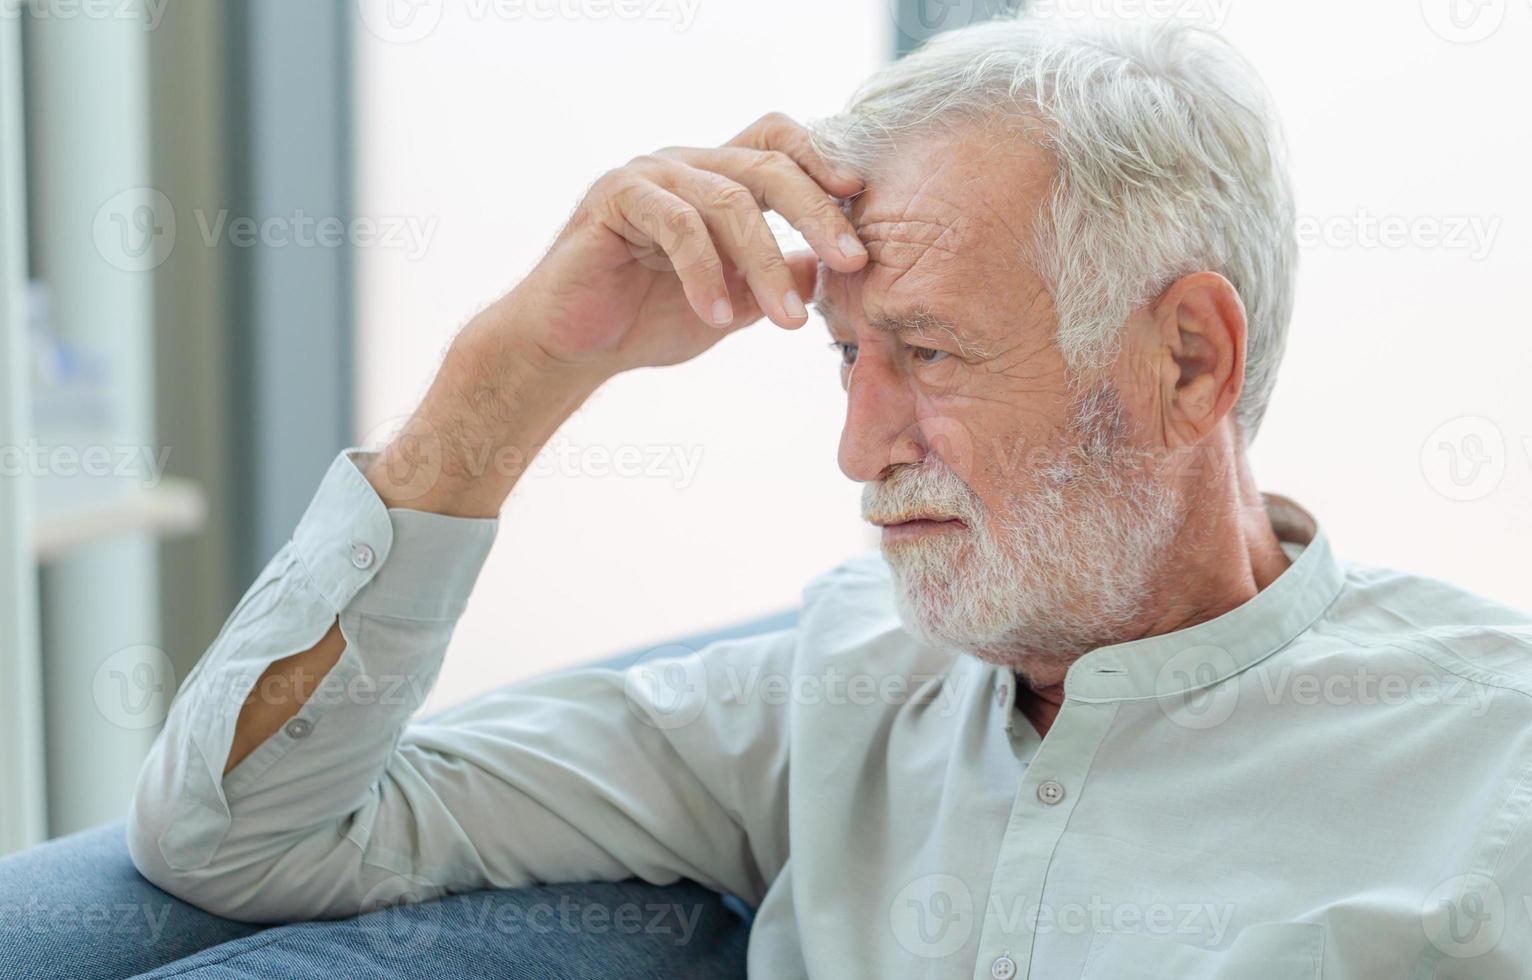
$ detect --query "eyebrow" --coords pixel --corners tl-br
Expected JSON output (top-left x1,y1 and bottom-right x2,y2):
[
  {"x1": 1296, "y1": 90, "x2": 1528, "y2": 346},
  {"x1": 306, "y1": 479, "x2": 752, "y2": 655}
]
[{"x1": 812, "y1": 295, "x2": 991, "y2": 358}]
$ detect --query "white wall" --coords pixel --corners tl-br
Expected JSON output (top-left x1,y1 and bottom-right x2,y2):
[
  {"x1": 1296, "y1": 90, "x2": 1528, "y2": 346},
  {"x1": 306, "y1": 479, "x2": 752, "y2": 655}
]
[
  {"x1": 1212, "y1": 2, "x2": 1532, "y2": 612},
  {"x1": 354, "y1": 1, "x2": 1532, "y2": 712}
]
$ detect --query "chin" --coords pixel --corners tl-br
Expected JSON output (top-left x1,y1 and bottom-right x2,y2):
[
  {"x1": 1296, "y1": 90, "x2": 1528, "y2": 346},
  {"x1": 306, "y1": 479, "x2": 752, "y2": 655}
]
[
  {"x1": 882, "y1": 532, "x2": 1137, "y2": 664},
  {"x1": 884, "y1": 546, "x2": 1011, "y2": 653}
]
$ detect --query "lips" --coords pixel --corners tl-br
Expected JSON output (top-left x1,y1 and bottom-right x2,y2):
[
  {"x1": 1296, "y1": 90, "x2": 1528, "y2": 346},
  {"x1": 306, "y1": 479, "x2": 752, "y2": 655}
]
[
  {"x1": 868, "y1": 513, "x2": 969, "y2": 542},
  {"x1": 868, "y1": 513, "x2": 967, "y2": 528}
]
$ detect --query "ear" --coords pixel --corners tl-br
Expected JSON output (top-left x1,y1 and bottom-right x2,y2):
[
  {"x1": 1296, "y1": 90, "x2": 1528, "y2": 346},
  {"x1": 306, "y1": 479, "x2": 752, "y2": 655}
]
[{"x1": 1151, "y1": 272, "x2": 1247, "y2": 448}]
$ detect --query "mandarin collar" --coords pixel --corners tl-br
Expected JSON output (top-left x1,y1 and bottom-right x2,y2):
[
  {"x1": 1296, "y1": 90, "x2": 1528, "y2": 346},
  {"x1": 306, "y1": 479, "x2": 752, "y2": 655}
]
[{"x1": 995, "y1": 493, "x2": 1344, "y2": 733}]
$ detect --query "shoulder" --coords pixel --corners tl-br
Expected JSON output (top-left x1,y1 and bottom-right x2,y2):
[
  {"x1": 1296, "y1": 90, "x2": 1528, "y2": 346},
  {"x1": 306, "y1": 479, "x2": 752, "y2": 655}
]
[
  {"x1": 798, "y1": 548, "x2": 900, "y2": 646},
  {"x1": 1333, "y1": 558, "x2": 1532, "y2": 627},
  {"x1": 1322, "y1": 558, "x2": 1532, "y2": 695},
  {"x1": 795, "y1": 548, "x2": 958, "y2": 677}
]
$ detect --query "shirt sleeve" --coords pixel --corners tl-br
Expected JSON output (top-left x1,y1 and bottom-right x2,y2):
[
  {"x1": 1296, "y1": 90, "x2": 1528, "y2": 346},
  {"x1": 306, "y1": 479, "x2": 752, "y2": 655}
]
[
  {"x1": 126, "y1": 448, "x2": 795, "y2": 923},
  {"x1": 1445, "y1": 737, "x2": 1532, "y2": 975}
]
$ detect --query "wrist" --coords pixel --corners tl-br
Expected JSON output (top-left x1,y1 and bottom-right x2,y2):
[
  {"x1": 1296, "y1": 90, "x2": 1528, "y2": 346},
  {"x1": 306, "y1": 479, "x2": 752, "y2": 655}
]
[
  {"x1": 366, "y1": 301, "x2": 606, "y2": 517},
  {"x1": 458, "y1": 289, "x2": 615, "y2": 393}
]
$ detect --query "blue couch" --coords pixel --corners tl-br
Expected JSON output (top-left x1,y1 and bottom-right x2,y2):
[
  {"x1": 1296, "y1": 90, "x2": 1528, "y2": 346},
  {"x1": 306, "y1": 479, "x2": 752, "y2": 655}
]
[{"x1": 0, "y1": 610, "x2": 797, "y2": 979}]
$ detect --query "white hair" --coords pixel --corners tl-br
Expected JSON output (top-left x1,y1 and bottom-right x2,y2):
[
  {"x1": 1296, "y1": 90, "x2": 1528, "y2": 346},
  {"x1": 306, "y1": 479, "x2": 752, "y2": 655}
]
[{"x1": 810, "y1": 14, "x2": 1297, "y2": 445}]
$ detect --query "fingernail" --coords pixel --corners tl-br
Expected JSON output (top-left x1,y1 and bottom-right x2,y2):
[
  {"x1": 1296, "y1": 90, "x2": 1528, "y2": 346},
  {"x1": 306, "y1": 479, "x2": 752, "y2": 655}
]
[
  {"x1": 783, "y1": 290, "x2": 807, "y2": 320},
  {"x1": 712, "y1": 298, "x2": 733, "y2": 327},
  {"x1": 838, "y1": 233, "x2": 866, "y2": 258}
]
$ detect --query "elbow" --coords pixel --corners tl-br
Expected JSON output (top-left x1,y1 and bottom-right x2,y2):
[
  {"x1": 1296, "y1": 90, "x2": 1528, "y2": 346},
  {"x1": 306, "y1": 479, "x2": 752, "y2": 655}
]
[
  {"x1": 126, "y1": 795, "x2": 299, "y2": 925},
  {"x1": 125, "y1": 745, "x2": 276, "y2": 924},
  {"x1": 124, "y1": 775, "x2": 240, "y2": 922},
  {"x1": 125, "y1": 769, "x2": 366, "y2": 925}
]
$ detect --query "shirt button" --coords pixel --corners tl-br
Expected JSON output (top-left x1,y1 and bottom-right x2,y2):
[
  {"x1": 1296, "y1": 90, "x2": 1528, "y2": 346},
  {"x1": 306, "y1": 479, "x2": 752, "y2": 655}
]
[
  {"x1": 1037, "y1": 779, "x2": 1065, "y2": 805},
  {"x1": 996, "y1": 684, "x2": 1010, "y2": 708},
  {"x1": 284, "y1": 717, "x2": 313, "y2": 739},
  {"x1": 350, "y1": 543, "x2": 375, "y2": 570},
  {"x1": 990, "y1": 955, "x2": 1018, "y2": 979}
]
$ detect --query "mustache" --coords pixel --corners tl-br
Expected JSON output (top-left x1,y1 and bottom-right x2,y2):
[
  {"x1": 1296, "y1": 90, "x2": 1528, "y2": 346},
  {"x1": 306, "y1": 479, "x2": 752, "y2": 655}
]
[{"x1": 862, "y1": 460, "x2": 982, "y2": 526}]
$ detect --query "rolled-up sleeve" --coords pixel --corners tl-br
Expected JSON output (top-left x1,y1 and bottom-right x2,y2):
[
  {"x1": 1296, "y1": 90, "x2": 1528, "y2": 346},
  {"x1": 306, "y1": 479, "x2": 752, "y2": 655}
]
[{"x1": 127, "y1": 448, "x2": 794, "y2": 924}]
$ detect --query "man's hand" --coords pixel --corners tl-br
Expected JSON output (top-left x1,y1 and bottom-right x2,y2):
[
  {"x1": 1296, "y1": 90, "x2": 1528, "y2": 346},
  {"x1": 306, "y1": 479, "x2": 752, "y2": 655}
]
[
  {"x1": 365, "y1": 112, "x2": 868, "y2": 518},
  {"x1": 508, "y1": 111, "x2": 868, "y2": 375}
]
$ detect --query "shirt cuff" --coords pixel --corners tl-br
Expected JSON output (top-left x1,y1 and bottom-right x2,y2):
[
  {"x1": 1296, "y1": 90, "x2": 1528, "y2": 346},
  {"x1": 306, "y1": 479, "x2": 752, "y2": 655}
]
[{"x1": 292, "y1": 448, "x2": 499, "y2": 621}]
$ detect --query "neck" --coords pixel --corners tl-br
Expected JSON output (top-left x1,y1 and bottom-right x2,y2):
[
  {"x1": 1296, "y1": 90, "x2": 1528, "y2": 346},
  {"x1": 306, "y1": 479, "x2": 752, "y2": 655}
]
[{"x1": 1015, "y1": 441, "x2": 1291, "y2": 738}]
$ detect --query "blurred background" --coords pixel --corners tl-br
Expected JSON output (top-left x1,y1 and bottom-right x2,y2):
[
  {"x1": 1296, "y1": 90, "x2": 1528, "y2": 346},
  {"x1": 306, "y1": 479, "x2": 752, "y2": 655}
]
[{"x1": 1, "y1": 0, "x2": 1528, "y2": 853}]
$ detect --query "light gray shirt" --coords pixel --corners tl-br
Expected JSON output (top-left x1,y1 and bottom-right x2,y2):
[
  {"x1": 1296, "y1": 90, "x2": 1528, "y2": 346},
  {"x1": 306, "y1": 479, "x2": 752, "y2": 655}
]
[{"x1": 128, "y1": 448, "x2": 1532, "y2": 978}]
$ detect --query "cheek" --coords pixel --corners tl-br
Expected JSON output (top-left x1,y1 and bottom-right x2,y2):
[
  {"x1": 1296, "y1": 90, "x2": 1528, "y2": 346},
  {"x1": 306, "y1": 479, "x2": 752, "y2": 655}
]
[
  {"x1": 961, "y1": 465, "x2": 1012, "y2": 523},
  {"x1": 912, "y1": 394, "x2": 1017, "y2": 491},
  {"x1": 938, "y1": 413, "x2": 1058, "y2": 509},
  {"x1": 912, "y1": 403, "x2": 980, "y2": 484}
]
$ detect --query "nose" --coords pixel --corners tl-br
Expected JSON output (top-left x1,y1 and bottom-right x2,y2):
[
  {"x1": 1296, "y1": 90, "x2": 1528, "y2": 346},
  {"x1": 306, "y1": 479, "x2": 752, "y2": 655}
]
[{"x1": 837, "y1": 348, "x2": 924, "y2": 483}]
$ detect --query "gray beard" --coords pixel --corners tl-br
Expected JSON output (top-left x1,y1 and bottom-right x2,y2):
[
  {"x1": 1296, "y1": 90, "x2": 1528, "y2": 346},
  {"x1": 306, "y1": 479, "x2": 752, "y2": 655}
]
[{"x1": 868, "y1": 382, "x2": 1184, "y2": 666}]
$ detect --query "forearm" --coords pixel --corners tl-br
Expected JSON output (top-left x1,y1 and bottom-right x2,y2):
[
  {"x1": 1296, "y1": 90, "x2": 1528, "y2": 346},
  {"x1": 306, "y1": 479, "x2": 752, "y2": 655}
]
[
  {"x1": 224, "y1": 621, "x2": 346, "y2": 774},
  {"x1": 365, "y1": 295, "x2": 610, "y2": 519}
]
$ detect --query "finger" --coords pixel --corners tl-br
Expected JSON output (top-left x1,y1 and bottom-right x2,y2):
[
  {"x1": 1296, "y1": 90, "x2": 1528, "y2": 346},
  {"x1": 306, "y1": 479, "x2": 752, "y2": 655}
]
[
  {"x1": 725, "y1": 111, "x2": 864, "y2": 199},
  {"x1": 785, "y1": 250, "x2": 820, "y2": 306},
  {"x1": 651, "y1": 146, "x2": 866, "y2": 273},
  {"x1": 605, "y1": 176, "x2": 734, "y2": 328},
  {"x1": 654, "y1": 163, "x2": 808, "y2": 330},
  {"x1": 725, "y1": 250, "x2": 819, "y2": 329}
]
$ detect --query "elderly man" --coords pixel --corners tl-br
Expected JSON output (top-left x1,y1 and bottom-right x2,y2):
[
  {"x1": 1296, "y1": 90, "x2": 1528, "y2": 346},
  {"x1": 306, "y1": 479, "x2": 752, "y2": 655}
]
[{"x1": 127, "y1": 13, "x2": 1532, "y2": 978}]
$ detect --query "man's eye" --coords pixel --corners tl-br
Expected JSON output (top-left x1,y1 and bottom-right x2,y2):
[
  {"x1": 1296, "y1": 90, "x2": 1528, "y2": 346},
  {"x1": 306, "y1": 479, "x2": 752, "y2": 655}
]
[
  {"x1": 911, "y1": 346, "x2": 950, "y2": 365},
  {"x1": 828, "y1": 341, "x2": 858, "y2": 366}
]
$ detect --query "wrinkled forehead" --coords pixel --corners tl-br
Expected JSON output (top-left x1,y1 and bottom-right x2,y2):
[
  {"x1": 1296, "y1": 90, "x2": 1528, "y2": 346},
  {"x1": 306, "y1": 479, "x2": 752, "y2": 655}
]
[{"x1": 816, "y1": 127, "x2": 1056, "y2": 331}]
